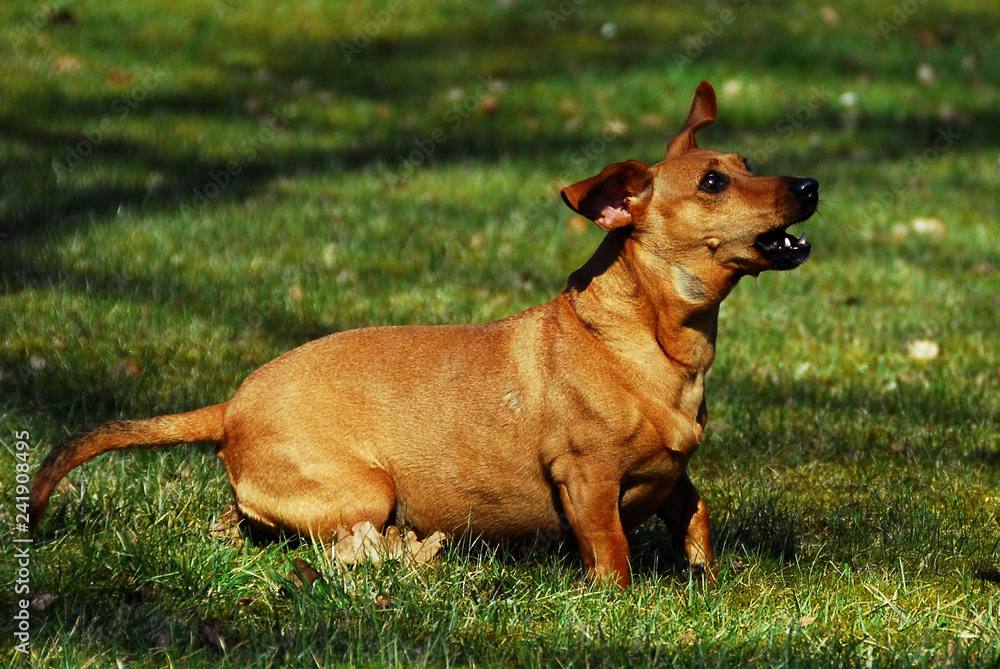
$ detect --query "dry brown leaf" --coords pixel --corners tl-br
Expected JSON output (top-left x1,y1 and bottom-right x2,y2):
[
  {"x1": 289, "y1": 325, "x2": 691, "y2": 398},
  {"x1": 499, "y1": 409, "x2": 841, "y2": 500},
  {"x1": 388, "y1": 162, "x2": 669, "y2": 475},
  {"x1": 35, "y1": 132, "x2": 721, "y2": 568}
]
[
  {"x1": 106, "y1": 360, "x2": 141, "y2": 377},
  {"x1": 478, "y1": 94, "x2": 501, "y2": 116},
  {"x1": 105, "y1": 69, "x2": 131, "y2": 86},
  {"x1": 374, "y1": 594, "x2": 390, "y2": 608},
  {"x1": 333, "y1": 521, "x2": 383, "y2": 564},
  {"x1": 288, "y1": 558, "x2": 323, "y2": 589},
  {"x1": 210, "y1": 504, "x2": 244, "y2": 547},
  {"x1": 198, "y1": 619, "x2": 226, "y2": 652},
  {"x1": 411, "y1": 530, "x2": 447, "y2": 564},
  {"x1": 800, "y1": 615, "x2": 817, "y2": 627},
  {"x1": 30, "y1": 592, "x2": 57, "y2": 611},
  {"x1": 152, "y1": 624, "x2": 172, "y2": 651},
  {"x1": 332, "y1": 522, "x2": 447, "y2": 565}
]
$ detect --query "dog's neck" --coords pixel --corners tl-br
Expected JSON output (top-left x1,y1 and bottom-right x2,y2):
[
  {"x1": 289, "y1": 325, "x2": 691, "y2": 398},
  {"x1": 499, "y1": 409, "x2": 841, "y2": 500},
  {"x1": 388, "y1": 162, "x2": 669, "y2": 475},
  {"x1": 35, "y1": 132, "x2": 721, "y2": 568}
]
[{"x1": 565, "y1": 228, "x2": 729, "y2": 374}]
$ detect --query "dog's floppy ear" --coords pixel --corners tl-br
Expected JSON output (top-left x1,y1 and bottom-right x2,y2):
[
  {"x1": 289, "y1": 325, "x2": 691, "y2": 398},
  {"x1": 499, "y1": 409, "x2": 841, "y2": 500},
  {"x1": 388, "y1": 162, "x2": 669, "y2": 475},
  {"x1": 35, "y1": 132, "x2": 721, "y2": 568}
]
[
  {"x1": 561, "y1": 159, "x2": 653, "y2": 231},
  {"x1": 664, "y1": 81, "x2": 717, "y2": 159}
]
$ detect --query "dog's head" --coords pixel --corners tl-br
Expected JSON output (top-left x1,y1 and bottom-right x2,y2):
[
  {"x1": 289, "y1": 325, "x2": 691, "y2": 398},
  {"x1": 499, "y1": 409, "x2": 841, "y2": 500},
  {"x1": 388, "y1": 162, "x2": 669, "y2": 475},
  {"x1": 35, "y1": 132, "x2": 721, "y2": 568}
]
[{"x1": 562, "y1": 81, "x2": 818, "y2": 304}]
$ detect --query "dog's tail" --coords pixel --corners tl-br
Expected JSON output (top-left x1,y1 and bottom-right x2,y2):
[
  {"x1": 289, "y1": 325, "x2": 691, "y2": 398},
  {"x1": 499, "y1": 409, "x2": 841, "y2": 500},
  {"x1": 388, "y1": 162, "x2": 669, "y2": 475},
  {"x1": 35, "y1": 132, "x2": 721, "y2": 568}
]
[{"x1": 28, "y1": 403, "x2": 228, "y2": 533}]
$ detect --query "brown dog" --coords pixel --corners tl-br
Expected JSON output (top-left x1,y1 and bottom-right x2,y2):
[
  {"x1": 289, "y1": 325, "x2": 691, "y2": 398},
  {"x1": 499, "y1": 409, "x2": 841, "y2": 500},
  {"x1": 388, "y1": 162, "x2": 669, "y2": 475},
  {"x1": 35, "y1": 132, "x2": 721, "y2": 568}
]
[{"x1": 30, "y1": 81, "x2": 817, "y2": 586}]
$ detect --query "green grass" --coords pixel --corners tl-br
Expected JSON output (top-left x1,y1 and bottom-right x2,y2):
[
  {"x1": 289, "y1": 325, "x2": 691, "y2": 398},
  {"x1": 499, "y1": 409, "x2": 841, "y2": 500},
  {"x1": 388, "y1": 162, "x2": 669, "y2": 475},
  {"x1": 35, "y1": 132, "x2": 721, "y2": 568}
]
[{"x1": 2, "y1": 0, "x2": 999, "y2": 666}]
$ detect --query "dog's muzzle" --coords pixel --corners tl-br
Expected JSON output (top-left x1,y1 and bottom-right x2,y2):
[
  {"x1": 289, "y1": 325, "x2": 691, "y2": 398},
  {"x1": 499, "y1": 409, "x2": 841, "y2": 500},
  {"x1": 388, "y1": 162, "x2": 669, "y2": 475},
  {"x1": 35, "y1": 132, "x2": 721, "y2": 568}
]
[{"x1": 754, "y1": 177, "x2": 818, "y2": 271}]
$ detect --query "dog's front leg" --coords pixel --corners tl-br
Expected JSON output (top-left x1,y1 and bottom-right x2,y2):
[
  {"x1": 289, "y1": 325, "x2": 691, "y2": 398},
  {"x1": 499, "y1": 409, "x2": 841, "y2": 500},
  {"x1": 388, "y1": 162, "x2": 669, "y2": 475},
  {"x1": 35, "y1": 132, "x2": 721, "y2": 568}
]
[
  {"x1": 657, "y1": 473, "x2": 716, "y2": 582},
  {"x1": 556, "y1": 469, "x2": 631, "y2": 587}
]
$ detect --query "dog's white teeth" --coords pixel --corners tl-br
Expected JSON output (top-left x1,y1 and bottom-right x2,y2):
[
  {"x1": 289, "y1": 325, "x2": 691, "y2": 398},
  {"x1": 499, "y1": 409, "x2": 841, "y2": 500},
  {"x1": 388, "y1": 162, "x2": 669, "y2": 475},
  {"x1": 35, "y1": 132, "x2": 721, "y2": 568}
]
[
  {"x1": 797, "y1": 233, "x2": 808, "y2": 246},
  {"x1": 783, "y1": 237, "x2": 792, "y2": 248}
]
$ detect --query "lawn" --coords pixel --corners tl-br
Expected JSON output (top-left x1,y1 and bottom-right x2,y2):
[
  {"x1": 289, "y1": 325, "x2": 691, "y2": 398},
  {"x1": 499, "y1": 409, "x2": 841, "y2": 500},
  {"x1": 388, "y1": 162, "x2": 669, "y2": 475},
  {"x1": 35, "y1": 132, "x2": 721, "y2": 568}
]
[{"x1": 1, "y1": 0, "x2": 999, "y2": 666}]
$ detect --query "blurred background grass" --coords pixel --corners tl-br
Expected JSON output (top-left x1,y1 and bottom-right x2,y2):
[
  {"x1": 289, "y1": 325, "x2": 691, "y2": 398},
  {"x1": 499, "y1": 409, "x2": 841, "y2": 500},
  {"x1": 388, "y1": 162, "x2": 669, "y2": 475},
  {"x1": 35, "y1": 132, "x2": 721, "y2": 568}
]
[{"x1": 1, "y1": 0, "x2": 998, "y2": 666}]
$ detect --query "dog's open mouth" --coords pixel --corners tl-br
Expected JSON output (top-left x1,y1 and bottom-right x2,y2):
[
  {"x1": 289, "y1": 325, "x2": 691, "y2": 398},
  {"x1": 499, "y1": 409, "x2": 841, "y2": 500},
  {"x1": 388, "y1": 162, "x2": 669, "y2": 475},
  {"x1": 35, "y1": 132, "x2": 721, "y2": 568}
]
[{"x1": 754, "y1": 224, "x2": 812, "y2": 270}]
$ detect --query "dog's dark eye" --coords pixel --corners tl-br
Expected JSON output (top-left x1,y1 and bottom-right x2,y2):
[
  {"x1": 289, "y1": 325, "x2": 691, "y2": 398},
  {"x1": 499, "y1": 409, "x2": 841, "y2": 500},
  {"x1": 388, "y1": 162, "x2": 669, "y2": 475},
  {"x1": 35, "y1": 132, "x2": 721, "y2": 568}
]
[{"x1": 699, "y1": 171, "x2": 729, "y2": 194}]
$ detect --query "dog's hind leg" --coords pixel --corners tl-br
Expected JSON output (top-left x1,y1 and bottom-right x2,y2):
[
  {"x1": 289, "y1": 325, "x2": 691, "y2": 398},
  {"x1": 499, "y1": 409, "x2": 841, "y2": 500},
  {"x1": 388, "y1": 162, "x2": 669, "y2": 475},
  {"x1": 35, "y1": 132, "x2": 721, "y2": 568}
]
[{"x1": 220, "y1": 447, "x2": 397, "y2": 541}]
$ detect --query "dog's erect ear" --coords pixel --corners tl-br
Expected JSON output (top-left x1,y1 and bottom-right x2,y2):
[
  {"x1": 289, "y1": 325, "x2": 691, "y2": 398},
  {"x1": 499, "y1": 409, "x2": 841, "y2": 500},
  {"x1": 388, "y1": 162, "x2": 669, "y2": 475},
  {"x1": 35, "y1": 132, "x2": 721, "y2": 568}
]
[
  {"x1": 664, "y1": 81, "x2": 717, "y2": 159},
  {"x1": 561, "y1": 160, "x2": 653, "y2": 231}
]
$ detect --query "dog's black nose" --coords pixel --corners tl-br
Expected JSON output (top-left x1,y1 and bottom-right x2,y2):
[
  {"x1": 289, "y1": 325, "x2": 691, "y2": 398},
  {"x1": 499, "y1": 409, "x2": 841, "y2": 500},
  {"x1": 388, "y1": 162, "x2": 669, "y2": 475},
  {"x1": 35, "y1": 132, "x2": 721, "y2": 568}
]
[{"x1": 791, "y1": 177, "x2": 819, "y2": 206}]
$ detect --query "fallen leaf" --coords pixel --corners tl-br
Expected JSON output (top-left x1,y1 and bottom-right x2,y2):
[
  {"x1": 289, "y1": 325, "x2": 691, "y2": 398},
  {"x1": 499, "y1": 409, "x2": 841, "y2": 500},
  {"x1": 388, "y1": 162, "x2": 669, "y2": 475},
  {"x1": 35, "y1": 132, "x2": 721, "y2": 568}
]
[
  {"x1": 679, "y1": 630, "x2": 697, "y2": 645},
  {"x1": 374, "y1": 594, "x2": 390, "y2": 608},
  {"x1": 478, "y1": 94, "x2": 501, "y2": 116},
  {"x1": 800, "y1": 615, "x2": 817, "y2": 627},
  {"x1": 916, "y1": 30, "x2": 938, "y2": 49},
  {"x1": 152, "y1": 624, "x2": 172, "y2": 651},
  {"x1": 333, "y1": 521, "x2": 383, "y2": 564},
  {"x1": 106, "y1": 360, "x2": 141, "y2": 377},
  {"x1": 907, "y1": 339, "x2": 939, "y2": 361},
  {"x1": 411, "y1": 530, "x2": 447, "y2": 564},
  {"x1": 384, "y1": 525, "x2": 403, "y2": 556},
  {"x1": 199, "y1": 619, "x2": 226, "y2": 652},
  {"x1": 288, "y1": 558, "x2": 323, "y2": 589},
  {"x1": 210, "y1": 504, "x2": 244, "y2": 547},
  {"x1": 105, "y1": 69, "x2": 131, "y2": 86},
  {"x1": 55, "y1": 477, "x2": 75, "y2": 495},
  {"x1": 332, "y1": 522, "x2": 447, "y2": 565},
  {"x1": 30, "y1": 592, "x2": 57, "y2": 611}
]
